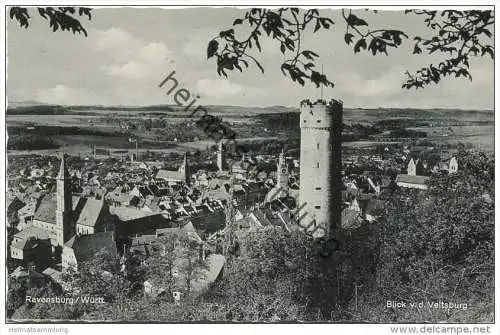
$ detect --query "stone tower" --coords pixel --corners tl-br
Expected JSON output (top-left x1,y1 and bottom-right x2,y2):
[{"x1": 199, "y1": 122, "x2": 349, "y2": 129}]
[
  {"x1": 56, "y1": 153, "x2": 74, "y2": 246},
  {"x1": 217, "y1": 141, "x2": 226, "y2": 172},
  {"x1": 276, "y1": 149, "x2": 289, "y2": 197},
  {"x1": 298, "y1": 99, "x2": 343, "y2": 238}
]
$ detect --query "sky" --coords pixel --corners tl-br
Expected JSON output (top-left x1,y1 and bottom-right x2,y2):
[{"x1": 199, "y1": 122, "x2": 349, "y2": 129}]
[{"x1": 7, "y1": 7, "x2": 495, "y2": 109}]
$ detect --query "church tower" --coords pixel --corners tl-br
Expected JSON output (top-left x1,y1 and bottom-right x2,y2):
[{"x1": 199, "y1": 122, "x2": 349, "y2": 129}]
[
  {"x1": 178, "y1": 153, "x2": 191, "y2": 184},
  {"x1": 276, "y1": 149, "x2": 289, "y2": 197},
  {"x1": 56, "y1": 153, "x2": 74, "y2": 246},
  {"x1": 298, "y1": 99, "x2": 343, "y2": 238},
  {"x1": 217, "y1": 141, "x2": 226, "y2": 172}
]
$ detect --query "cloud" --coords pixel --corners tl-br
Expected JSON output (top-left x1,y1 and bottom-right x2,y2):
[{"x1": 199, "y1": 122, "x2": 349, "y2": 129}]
[
  {"x1": 196, "y1": 78, "x2": 244, "y2": 98},
  {"x1": 105, "y1": 61, "x2": 152, "y2": 79},
  {"x1": 36, "y1": 85, "x2": 99, "y2": 105},
  {"x1": 195, "y1": 78, "x2": 265, "y2": 100},
  {"x1": 140, "y1": 42, "x2": 170, "y2": 64},
  {"x1": 93, "y1": 27, "x2": 171, "y2": 80},
  {"x1": 337, "y1": 67, "x2": 407, "y2": 99}
]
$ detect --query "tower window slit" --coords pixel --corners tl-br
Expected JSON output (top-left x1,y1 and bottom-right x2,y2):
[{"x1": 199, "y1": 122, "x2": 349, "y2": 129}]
[{"x1": 317, "y1": 162, "x2": 320, "y2": 168}]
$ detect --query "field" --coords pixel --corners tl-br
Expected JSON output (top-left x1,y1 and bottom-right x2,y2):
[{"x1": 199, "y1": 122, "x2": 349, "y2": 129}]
[{"x1": 6, "y1": 103, "x2": 495, "y2": 157}]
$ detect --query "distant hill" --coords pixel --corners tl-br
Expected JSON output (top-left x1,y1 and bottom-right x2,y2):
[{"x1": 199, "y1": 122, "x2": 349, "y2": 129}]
[{"x1": 6, "y1": 101, "x2": 493, "y2": 117}]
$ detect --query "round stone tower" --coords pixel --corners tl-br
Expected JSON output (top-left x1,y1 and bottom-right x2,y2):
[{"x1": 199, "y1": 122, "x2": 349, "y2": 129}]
[{"x1": 298, "y1": 99, "x2": 343, "y2": 238}]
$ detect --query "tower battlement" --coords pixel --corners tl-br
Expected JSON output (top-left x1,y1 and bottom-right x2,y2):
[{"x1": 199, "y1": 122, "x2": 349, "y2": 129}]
[{"x1": 300, "y1": 99, "x2": 342, "y2": 129}]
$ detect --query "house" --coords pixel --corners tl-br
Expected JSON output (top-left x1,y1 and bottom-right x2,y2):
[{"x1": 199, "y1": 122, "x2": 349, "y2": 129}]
[
  {"x1": 17, "y1": 200, "x2": 38, "y2": 230},
  {"x1": 12, "y1": 226, "x2": 51, "y2": 247},
  {"x1": 7, "y1": 196, "x2": 26, "y2": 227},
  {"x1": 30, "y1": 193, "x2": 84, "y2": 246},
  {"x1": 449, "y1": 156, "x2": 458, "y2": 174},
  {"x1": 188, "y1": 211, "x2": 226, "y2": 238},
  {"x1": 42, "y1": 267, "x2": 68, "y2": 290},
  {"x1": 144, "y1": 254, "x2": 226, "y2": 301},
  {"x1": 62, "y1": 231, "x2": 118, "y2": 271},
  {"x1": 106, "y1": 185, "x2": 136, "y2": 206},
  {"x1": 407, "y1": 158, "x2": 417, "y2": 176},
  {"x1": 156, "y1": 154, "x2": 190, "y2": 184},
  {"x1": 395, "y1": 174, "x2": 430, "y2": 190},
  {"x1": 10, "y1": 237, "x2": 52, "y2": 269},
  {"x1": 341, "y1": 208, "x2": 362, "y2": 229},
  {"x1": 76, "y1": 198, "x2": 113, "y2": 235},
  {"x1": 360, "y1": 199, "x2": 385, "y2": 222},
  {"x1": 110, "y1": 206, "x2": 171, "y2": 237},
  {"x1": 231, "y1": 156, "x2": 251, "y2": 175},
  {"x1": 9, "y1": 266, "x2": 47, "y2": 282}
]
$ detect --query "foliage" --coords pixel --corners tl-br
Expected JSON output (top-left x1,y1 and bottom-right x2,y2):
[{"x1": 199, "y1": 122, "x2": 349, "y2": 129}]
[
  {"x1": 403, "y1": 10, "x2": 494, "y2": 89},
  {"x1": 143, "y1": 230, "x2": 209, "y2": 297},
  {"x1": 208, "y1": 8, "x2": 493, "y2": 89},
  {"x1": 358, "y1": 150, "x2": 494, "y2": 322},
  {"x1": 10, "y1": 7, "x2": 92, "y2": 36}
]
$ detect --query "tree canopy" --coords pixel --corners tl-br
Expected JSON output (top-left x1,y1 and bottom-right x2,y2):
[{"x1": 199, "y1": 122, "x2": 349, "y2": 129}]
[{"x1": 208, "y1": 9, "x2": 494, "y2": 89}]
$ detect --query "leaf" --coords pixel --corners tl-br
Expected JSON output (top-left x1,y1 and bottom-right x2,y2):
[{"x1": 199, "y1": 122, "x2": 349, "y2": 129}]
[
  {"x1": 304, "y1": 62, "x2": 315, "y2": 69},
  {"x1": 346, "y1": 14, "x2": 368, "y2": 27},
  {"x1": 344, "y1": 33, "x2": 354, "y2": 45},
  {"x1": 254, "y1": 59, "x2": 264, "y2": 73},
  {"x1": 314, "y1": 20, "x2": 321, "y2": 33},
  {"x1": 481, "y1": 46, "x2": 494, "y2": 59},
  {"x1": 354, "y1": 39, "x2": 367, "y2": 53},
  {"x1": 38, "y1": 8, "x2": 47, "y2": 19},
  {"x1": 413, "y1": 44, "x2": 422, "y2": 54},
  {"x1": 476, "y1": 27, "x2": 492, "y2": 38},
  {"x1": 233, "y1": 18, "x2": 243, "y2": 25},
  {"x1": 280, "y1": 43, "x2": 286, "y2": 54},
  {"x1": 254, "y1": 35, "x2": 262, "y2": 52},
  {"x1": 207, "y1": 40, "x2": 218, "y2": 59},
  {"x1": 280, "y1": 63, "x2": 291, "y2": 76}
]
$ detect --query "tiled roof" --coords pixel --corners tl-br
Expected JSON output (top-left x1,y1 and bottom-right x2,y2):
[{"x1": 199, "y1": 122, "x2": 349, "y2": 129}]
[
  {"x1": 77, "y1": 198, "x2": 104, "y2": 227},
  {"x1": 33, "y1": 193, "x2": 56, "y2": 224},
  {"x1": 156, "y1": 169, "x2": 185, "y2": 182},
  {"x1": 64, "y1": 231, "x2": 117, "y2": 263},
  {"x1": 42, "y1": 267, "x2": 63, "y2": 283},
  {"x1": 110, "y1": 206, "x2": 159, "y2": 222},
  {"x1": 14, "y1": 225, "x2": 51, "y2": 241},
  {"x1": 33, "y1": 194, "x2": 81, "y2": 224},
  {"x1": 396, "y1": 174, "x2": 430, "y2": 185},
  {"x1": 189, "y1": 211, "x2": 226, "y2": 235}
]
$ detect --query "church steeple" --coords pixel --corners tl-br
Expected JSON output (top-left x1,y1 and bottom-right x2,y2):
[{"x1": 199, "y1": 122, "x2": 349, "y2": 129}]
[
  {"x1": 217, "y1": 141, "x2": 226, "y2": 172},
  {"x1": 178, "y1": 153, "x2": 191, "y2": 184},
  {"x1": 57, "y1": 152, "x2": 70, "y2": 180},
  {"x1": 56, "y1": 153, "x2": 74, "y2": 246},
  {"x1": 277, "y1": 148, "x2": 289, "y2": 196}
]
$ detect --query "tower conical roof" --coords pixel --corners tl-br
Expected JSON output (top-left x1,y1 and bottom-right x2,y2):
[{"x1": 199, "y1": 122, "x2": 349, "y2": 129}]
[{"x1": 57, "y1": 153, "x2": 70, "y2": 180}]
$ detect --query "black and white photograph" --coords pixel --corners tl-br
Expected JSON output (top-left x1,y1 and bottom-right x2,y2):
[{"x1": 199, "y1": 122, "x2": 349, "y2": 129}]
[{"x1": 1, "y1": 2, "x2": 496, "y2": 331}]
